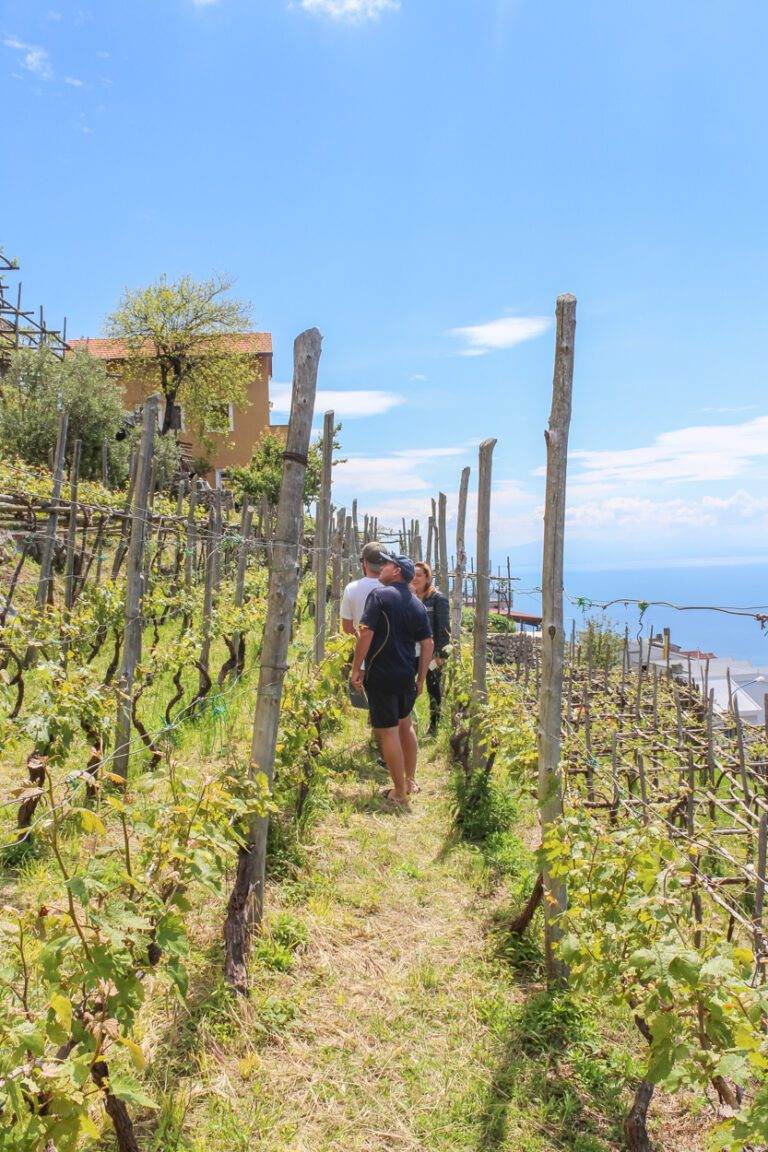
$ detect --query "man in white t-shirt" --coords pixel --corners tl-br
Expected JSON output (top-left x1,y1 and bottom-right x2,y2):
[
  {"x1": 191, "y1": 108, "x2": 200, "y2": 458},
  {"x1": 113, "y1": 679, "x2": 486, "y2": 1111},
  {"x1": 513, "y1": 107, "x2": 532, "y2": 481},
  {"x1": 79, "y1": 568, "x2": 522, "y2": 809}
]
[{"x1": 341, "y1": 542, "x2": 386, "y2": 634}]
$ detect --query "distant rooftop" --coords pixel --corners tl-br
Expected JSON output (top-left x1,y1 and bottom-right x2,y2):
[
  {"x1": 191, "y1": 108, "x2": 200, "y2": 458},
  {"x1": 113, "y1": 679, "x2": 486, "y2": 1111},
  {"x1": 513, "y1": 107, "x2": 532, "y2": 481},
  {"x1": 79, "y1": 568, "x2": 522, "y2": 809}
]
[{"x1": 69, "y1": 333, "x2": 272, "y2": 358}]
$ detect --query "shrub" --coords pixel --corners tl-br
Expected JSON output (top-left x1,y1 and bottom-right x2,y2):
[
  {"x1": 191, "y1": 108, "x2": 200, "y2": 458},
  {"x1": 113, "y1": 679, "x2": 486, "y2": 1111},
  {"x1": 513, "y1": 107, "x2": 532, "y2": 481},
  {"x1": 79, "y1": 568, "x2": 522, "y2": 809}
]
[{"x1": 0, "y1": 347, "x2": 129, "y2": 482}]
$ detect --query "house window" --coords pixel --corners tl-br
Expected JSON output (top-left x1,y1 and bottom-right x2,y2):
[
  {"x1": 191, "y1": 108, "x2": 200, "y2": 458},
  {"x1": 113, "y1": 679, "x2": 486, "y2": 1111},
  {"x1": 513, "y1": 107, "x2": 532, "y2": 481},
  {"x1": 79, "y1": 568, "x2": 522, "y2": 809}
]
[
  {"x1": 206, "y1": 401, "x2": 235, "y2": 434},
  {"x1": 163, "y1": 402, "x2": 186, "y2": 432}
]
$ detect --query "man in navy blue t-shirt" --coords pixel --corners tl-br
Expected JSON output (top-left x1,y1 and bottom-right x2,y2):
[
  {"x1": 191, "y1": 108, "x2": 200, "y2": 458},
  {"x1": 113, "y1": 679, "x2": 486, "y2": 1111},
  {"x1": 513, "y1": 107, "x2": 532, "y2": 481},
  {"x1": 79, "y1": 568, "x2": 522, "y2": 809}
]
[{"x1": 350, "y1": 553, "x2": 434, "y2": 805}]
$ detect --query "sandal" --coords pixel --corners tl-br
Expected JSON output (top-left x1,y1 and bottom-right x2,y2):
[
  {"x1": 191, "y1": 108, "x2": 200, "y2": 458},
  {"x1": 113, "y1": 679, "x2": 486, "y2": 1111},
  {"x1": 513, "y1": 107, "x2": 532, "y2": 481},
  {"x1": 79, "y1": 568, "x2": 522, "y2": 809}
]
[
  {"x1": 408, "y1": 782, "x2": 421, "y2": 795},
  {"x1": 380, "y1": 787, "x2": 409, "y2": 805}
]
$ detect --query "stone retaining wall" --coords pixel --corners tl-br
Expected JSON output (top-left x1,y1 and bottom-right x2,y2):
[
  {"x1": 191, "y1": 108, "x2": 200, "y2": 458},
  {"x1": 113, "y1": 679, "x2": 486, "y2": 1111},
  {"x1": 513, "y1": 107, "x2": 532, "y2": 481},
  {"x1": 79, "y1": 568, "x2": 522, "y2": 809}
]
[{"x1": 487, "y1": 631, "x2": 539, "y2": 664}]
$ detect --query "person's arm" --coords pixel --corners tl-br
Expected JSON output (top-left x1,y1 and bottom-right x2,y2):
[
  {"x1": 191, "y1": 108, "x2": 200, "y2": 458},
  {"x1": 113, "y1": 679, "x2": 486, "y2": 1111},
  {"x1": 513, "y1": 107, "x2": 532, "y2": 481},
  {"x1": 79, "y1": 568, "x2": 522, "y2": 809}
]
[
  {"x1": 351, "y1": 627, "x2": 374, "y2": 691},
  {"x1": 341, "y1": 584, "x2": 355, "y2": 635},
  {"x1": 416, "y1": 637, "x2": 434, "y2": 695}
]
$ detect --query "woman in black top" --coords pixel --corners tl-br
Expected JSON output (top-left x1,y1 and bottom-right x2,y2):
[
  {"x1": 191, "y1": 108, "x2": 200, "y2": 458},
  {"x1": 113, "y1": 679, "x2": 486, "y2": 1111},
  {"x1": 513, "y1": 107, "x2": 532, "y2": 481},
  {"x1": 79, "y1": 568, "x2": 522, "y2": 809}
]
[{"x1": 412, "y1": 562, "x2": 451, "y2": 734}]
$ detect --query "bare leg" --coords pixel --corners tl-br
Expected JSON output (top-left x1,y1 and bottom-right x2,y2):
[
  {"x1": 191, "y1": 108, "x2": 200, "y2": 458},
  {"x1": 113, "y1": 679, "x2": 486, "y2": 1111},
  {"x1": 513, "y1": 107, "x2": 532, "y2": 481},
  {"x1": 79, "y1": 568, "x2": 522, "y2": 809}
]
[
  {"x1": 398, "y1": 715, "x2": 418, "y2": 793},
  {"x1": 377, "y1": 726, "x2": 408, "y2": 801}
]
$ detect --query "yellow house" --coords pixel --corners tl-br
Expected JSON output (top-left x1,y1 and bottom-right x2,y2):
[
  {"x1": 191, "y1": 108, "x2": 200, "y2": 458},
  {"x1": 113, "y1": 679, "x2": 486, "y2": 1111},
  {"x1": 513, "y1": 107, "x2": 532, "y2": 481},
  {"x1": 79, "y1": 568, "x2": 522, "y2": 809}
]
[{"x1": 69, "y1": 332, "x2": 284, "y2": 482}]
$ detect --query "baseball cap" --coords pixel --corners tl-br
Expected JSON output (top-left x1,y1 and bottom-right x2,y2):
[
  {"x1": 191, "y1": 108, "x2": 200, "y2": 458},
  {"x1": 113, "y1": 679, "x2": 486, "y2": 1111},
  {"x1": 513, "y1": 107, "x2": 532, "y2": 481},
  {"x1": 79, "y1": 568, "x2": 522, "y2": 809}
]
[
  {"x1": 360, "y1": 541, "x2": 386, "y2": 565},
  {"x1": 379, "y1": 551, "x2": 416, "y2": 583}
]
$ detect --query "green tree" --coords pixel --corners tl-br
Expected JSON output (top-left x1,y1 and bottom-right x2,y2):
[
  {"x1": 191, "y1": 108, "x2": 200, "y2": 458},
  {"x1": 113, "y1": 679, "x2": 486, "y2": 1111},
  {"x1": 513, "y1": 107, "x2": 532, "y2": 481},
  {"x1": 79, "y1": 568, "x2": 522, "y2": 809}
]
[
  {"x1": 0, "y1": 347, "x2": 129, "y2": 481},
  {"x1": 106, "y1": 273, "x2": 253, "y2": 442},
  {"x1": 229, "y1": 429, "x2": 334, "y2": 508}
]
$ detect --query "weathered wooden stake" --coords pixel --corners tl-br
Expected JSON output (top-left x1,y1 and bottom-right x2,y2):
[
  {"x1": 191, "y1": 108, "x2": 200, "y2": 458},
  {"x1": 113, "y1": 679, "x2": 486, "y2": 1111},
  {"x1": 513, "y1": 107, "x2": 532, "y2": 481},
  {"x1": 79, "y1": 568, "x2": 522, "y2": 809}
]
[
  {"x1": 113, "y1": 396, "x2": 159, "y2": 782},
  {"x1": 230, "y1": 502, "x2": 254, "y2": 677},
  {"x1": 63, "y1": 439, "x2": 82, "y2": 613},
  {"x1": 538, "y1": 293, "x2": 576, "y2": 986},
  {"x1": 471, "y1": 440, "x2": 496, "y2": 767},
  {"x1": 451, "y1": 466, "x2": 470, "y2": 653},
  {"x1": 224, "y1": 329, "x2": 321, "y2": 995},
  {"x1": 438, "y1": 491, "x2": 448, "y2": 592},
  {"x1": 314, "y1": 411, "x2": 334, "y2": 663},
  {"x1": 35, "y1": 410, "x2": 68, "y2": 611},
  {"x1": 330, "y1": 507, "x2": 345, "y2": 635}
]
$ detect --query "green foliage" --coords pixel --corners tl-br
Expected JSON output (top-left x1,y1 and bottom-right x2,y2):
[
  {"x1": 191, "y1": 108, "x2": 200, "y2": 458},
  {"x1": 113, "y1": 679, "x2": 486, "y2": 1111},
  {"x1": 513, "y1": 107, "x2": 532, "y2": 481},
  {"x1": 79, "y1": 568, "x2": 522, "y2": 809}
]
[
  {"x1": 515, "y1": 990, "x2": 590, "y2": 1055},
  {"x1": 577, "y1": 615, "x2": 624, "y2": 665},
  {"x1": 0, "y1": 347, "x2": 129, "y2": 482},
  {"x1": 107, "y1": 273, "x2": 253, "y2": 445},
  {"x1": 489, "y1": 611, "x2": 516, "y2": 634},
  {"x1": 229, "y1": 426, "x2": 337, "y2": 510},
  {"x1": 0, "y1": 757, "x2": 270, "y2": 1149}
]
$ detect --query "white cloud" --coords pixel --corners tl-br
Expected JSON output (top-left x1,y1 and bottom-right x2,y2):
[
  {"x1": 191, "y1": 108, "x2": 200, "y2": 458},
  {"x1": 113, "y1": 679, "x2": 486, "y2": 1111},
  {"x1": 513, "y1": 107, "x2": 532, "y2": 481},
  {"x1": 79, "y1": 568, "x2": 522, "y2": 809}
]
[
  {"x1": 409, "y1": 373, "x2": 427, "y2": 382},
  {"x1": 96, "y1": 49, "x2": 110, "y2": 58},
  {"x1": 270, "y1": 383, "x2": 405, "y2": 418},
  {"x1": 191, "y1": 0, "x2": 222, "y2": 5},
  {"x1": 46, "y1": 10, "x2": 63, "y2": 20},
  {"x1": 3, "y1": 35, "x2": 53, "y2": 80},
  {"x1": 64, "y1": 75, "x2": 83, "y2": 86},
  {"x1": 565, "y1": 490, "x2": 768, "y2": 538},
  {"x1": 332, "y1": 445, "x2": 470, "y2": 498},
  {"x1": 334, "y1": 455, "x2": 430, "y2": 494},
  {"x1": 447, "y1": 314, "x2": 550, "y2": 357},
  {"x1": 569, "y1": 414, "x2": 768, "y2": 487},
  {"x1": 393, "y1": 447, "x2": 464, "y2": 459},
  {"x1": 296, "y1": 0, "x2": 400, "y2": 20}
]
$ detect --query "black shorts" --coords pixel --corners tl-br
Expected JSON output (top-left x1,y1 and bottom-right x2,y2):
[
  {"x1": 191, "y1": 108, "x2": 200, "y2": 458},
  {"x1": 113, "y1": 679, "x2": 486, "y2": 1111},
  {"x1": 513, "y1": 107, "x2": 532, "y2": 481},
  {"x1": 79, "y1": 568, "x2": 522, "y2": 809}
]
[{"x1": 365, "y1": 683, "x2": 417, "y2": 729}]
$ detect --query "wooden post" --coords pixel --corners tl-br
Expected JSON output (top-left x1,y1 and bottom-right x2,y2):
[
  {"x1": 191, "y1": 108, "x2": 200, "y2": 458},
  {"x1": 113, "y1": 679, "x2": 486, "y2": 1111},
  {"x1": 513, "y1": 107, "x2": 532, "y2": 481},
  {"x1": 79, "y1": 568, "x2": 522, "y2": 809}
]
[
  {"x1": 184, "y1": 488, "x2": 197, "y2": 591},
  {"x1": 230, "y1": 502, "x2": 254, "y2": 677},
  {"x1": 224, "y1": 328, "x2": 321, "y2": 995},
  {"x1": 538, "y1": 293, "x2": 576, "y2": 986},
  {"x1": 472, "y1": 439, "x2": 497, "y2": 766},
  {"x1": 351, "y1": 499, "x2": 360, "y2": 556},
  {"x1": 199, "y1": 492, "x2": 222, "y2": 698},
  {"x1": 637, "y1": 752, "x2": 649, "y2": 822},
  {"x1": 63, "y1": 439, "x2": 82, "y2": 613},
  {"x1": 344, "y1": 514, "x2": 354, "y2": 587},
  {"x1": 112, "y1": 396, "x2": 159, "y2": 782},
  {"x1": 426, "y1": 516, "x2": 435, "y2": 567},
  {"x1": 755, "y1": 812, "x2": 768, "y2": 954},
  {"x1": 314, "y1": 411, "x2": 334, "y2": 663},
  {"x1": 330, "y1": 507, "x2": 345, "y2": 635},
  {"x1": 111, "y1": 448, "x2": 138, "y2": 581},
  {"x1": 450, "y1": 466, "x2": 470, "y2": 653},
  {"x1": 733, "y1": 697, "x2": 752, "y2": 807},
  {"x1": 438, "y1": 491, "x2": 448, "y2": 592},
  {"x1": 102, "y1": 437, "x2": 109, "y2": 487},
  {"x1": 35, "y1": 410, "x2": 68, "y2": 610}
]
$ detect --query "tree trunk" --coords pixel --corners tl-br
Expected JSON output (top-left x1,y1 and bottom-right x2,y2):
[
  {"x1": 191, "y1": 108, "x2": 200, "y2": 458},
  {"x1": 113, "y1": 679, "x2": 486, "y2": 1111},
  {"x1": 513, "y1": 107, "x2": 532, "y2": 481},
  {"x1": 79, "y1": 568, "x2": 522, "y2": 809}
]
[
  {"x1": 92, "y1": 1062, "x2": 141, "y2": 1152},
  {"x1": 510, "y1": 872, "x2": 543, "y2": 936},
  {"x1": 624, "y1": 1080, "x2": 654, "y2": 1152}
]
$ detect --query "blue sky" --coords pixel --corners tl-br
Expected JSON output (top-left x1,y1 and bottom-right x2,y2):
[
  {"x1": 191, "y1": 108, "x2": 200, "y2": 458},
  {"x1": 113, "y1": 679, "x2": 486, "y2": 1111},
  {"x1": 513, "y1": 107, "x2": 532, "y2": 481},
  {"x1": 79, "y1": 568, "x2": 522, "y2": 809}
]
[{"x1": 3, "y1": 0, "x2": 768, "y2": 573}]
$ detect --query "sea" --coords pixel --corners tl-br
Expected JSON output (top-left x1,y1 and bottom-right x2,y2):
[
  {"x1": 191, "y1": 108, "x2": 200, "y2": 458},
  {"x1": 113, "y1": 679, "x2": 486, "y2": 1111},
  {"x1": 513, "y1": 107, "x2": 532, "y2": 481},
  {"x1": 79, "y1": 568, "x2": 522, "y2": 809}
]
[{"x1": 506, "y1": 561, "x2": 768, "y2": 668}]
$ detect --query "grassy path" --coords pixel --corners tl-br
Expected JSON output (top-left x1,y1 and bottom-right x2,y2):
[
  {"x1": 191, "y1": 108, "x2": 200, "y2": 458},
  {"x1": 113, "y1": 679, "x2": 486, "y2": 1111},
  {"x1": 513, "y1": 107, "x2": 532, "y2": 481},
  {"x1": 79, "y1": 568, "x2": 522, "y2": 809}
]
[
  {"x1": 145, "y1": 709, "x2": 707, "y2": 1152},
  {"x1": 169, "y1": 720, "x2": 636, "y2": 1152}
]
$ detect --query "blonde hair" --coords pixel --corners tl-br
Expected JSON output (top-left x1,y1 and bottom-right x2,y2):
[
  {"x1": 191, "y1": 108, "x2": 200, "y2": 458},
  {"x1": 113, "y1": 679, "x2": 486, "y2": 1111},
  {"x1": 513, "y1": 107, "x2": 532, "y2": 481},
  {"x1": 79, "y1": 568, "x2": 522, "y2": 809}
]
[{"x1": 413, "y1": 561, "x2": 436, "y2": 600}]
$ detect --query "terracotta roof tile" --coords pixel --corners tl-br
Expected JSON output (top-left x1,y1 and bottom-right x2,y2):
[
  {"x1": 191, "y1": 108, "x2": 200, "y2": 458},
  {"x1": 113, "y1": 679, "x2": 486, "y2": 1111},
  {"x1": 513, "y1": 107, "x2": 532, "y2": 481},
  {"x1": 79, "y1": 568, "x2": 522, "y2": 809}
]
[{"x1": 68, "y1": 332, "x2": 272, "y2": 358}]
